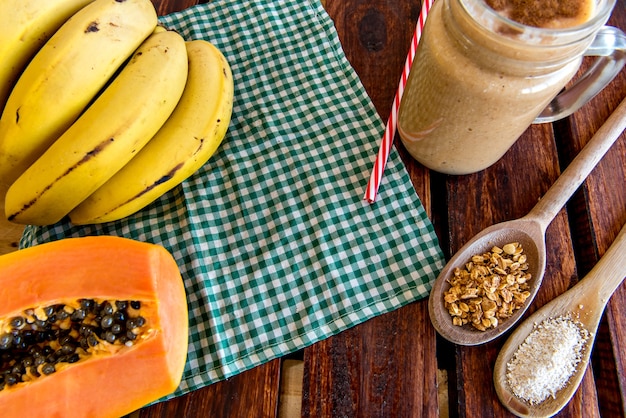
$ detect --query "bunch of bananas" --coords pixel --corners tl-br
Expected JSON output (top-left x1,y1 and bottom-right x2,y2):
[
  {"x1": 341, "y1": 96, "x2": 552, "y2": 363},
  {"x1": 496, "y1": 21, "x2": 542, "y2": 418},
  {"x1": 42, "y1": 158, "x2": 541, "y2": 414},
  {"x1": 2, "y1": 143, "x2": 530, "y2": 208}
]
[{"x1": 0, "y1": 0, "x2": 234, "y2": 226}]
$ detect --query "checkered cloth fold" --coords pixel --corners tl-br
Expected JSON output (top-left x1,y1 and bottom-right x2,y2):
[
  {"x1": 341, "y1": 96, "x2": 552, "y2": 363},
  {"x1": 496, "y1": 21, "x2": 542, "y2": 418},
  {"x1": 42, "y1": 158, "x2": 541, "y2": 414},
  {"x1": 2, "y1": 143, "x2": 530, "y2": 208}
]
[{"x1": 20, "y1": 0, "x2": 445, "y2": 401}]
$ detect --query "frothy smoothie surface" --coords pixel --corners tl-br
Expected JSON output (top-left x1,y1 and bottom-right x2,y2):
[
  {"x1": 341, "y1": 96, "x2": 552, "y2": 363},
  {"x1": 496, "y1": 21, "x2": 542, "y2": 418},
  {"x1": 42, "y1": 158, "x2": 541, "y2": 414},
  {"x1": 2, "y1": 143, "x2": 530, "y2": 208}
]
[{"x1": 485, "y1": 0, "x2": 595, "y2": 28}]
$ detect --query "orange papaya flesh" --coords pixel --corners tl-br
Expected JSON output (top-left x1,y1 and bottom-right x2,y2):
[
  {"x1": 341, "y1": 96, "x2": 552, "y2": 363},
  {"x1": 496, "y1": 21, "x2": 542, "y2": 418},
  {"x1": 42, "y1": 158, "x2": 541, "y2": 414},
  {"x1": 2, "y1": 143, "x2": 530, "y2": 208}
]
[{"x1": 0, "y1": 236, "x2": 188, "y2": 418}]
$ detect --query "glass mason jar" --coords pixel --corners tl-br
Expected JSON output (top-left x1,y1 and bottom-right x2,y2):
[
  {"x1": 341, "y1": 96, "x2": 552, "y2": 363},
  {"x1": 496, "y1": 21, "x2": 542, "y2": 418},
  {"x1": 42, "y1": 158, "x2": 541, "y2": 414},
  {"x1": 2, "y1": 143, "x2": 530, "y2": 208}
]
[{"x1": 397, "y1": 0, "x2": 626, "y2": 175}]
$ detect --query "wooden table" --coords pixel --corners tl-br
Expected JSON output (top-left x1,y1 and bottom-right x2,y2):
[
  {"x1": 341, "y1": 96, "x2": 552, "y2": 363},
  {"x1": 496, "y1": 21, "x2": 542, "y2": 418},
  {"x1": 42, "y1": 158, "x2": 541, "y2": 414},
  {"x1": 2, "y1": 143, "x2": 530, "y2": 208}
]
[{"x1": 2, "y1": 1, "x2": 624, "y2": 416}]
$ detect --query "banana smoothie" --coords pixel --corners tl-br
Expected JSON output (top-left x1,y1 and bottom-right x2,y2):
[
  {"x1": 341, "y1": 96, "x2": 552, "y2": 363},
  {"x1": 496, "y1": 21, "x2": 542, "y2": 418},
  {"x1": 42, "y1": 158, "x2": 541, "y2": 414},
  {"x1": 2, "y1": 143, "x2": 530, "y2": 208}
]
[{"x1": 397, "y1": 0, "x2": 601, "y2": 174}]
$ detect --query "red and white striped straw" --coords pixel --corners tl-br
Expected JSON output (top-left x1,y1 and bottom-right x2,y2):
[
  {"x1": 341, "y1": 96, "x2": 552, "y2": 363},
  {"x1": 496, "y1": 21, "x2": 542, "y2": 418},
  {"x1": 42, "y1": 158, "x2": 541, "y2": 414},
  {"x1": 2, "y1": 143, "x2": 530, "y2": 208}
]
[{"x1": 363, "y1": 0, "x2": 434, "y2": 203}]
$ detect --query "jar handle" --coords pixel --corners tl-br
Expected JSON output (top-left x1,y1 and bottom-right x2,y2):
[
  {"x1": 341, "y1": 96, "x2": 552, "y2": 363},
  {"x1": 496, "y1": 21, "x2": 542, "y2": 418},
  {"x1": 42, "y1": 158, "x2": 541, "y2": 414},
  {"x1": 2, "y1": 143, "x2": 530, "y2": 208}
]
[{"x1": 534, "y1": 26, "x2": 626, "y2": 124}]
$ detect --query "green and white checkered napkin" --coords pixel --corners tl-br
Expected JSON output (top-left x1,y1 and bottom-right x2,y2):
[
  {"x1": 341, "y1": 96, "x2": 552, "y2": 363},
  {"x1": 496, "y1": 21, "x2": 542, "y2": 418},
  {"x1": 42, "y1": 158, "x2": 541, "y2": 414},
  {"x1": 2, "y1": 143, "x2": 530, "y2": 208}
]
[{"x1": 19, "y1": 0, "x2": 445, "y2": 401}]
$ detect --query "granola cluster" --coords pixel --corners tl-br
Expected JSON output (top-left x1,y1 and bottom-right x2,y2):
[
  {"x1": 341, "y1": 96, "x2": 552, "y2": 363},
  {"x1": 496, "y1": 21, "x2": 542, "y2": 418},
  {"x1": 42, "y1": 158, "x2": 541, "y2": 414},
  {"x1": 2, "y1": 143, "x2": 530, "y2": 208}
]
[{"x1": 443, "y1": 243, "x2": 531, "y2": 331}]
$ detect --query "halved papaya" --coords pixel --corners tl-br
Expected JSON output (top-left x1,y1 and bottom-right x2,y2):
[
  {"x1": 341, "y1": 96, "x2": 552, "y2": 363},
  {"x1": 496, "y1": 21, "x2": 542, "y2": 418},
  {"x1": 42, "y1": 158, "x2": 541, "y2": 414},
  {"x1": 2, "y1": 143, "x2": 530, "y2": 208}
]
[{"x1": 0, "y1": 235, "x2": 188, "y2": 417}]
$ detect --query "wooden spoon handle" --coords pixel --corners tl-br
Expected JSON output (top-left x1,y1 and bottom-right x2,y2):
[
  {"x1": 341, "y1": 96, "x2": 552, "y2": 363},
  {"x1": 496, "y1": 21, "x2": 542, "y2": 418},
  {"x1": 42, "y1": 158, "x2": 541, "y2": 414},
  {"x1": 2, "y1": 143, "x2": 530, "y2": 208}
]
[
  {"x1": 581, "y1": 223, "x2": 626, "y2": 301},
  {"x1": 528, "y1": 98, "x2": 626, "y2": 229}
]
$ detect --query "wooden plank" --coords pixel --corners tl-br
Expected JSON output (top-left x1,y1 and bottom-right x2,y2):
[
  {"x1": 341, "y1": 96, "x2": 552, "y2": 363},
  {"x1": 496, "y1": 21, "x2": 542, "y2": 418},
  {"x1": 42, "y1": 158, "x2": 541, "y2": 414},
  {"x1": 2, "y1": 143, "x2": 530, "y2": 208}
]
[
  {"x1": 558, "y1": 4, "x2": 626, "y2": 413},
  {"x1": 302, "y1": 302, "x2": 439, "y2": 417},
  {"x1": 135, "y1": 360, "x2": 282, "y2": 417},
  {"x1": 279, "y1": 360, "x2": 304, "y2": 418},
  {"x1": 301, "y1": 2, "x2": 439, "y2": 417},
  {"x1": 443, "y1": 120, "x2": 590, "y2": 416},
  {"x1": 446, "y1": 1, "x2": 626, "y2": 415},
  {"x1": 150, "y1": 0, "x2": 200, "y2": 16}
]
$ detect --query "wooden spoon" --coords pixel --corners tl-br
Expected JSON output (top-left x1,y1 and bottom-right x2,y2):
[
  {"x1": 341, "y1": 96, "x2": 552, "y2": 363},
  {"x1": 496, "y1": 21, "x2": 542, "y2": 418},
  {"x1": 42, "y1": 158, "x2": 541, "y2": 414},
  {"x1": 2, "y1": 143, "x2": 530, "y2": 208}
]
[
  {"x1": 428, "y1": 97, "x2": 626, "y2": 346},
  {"x1": 493, "y1": 222, "x2": 626, "y2": 417}
]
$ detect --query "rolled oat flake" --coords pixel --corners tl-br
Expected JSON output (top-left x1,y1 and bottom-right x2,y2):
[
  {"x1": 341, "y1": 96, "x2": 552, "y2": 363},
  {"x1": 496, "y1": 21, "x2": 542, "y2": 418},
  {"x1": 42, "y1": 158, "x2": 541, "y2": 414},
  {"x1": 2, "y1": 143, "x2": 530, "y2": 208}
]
[{"x1": 505, "y1": 315, "x2": 590, "y2": 404}]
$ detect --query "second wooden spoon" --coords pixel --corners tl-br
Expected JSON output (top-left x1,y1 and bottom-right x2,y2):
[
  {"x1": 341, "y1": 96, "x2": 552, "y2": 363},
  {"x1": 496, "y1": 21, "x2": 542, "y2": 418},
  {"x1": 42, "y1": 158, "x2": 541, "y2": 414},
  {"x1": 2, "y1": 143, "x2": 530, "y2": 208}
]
[{"x1": 493, "y1": 222, "x2": 626, "y2": 417}]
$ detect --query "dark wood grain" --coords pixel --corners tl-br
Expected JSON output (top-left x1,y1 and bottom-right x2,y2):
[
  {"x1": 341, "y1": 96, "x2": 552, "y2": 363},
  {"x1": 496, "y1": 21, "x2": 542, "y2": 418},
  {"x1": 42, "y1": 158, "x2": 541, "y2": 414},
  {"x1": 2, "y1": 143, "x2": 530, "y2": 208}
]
[
  {"x1": 447, "y1": 7, "x2": 625, "y2": 418},
  {"x1": 562, "y1": 6, "x2": 626, "y2": 416},
  {"x1": 151, "y1": 0, "x2": 199, "y2": 15},
  {"x1": 301, "y1": 2, "x2": 438, "y2": 418},
  {"x1": 140, "y1": 0, "x2": 626, "y2": 417},
  {"x1": 302, "y1": 300, "x2": 439, "y2": 418},
  {"x1": 136, "y1": 360, "x2": 282, "y2": 417},
  {"x1": 554, "y1": 7, "x2": 625, "y2": 418},
  {"x1": 444, "y1": 1, "x2": 626, "y2": 415}
]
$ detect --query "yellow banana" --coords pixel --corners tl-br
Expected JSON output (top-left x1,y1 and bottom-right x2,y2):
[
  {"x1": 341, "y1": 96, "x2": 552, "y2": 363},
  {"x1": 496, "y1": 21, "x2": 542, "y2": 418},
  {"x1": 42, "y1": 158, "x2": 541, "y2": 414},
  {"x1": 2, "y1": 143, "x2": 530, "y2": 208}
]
[
  {"x1": 0, "y1": 0, "x2": 158, "y2": 185},
  {"x1": 153, "y1": 24, "x2": 168, "y2": 34},
  {"x1": 0, "y1": 0, "x2": 94, "y2": 115},
  {"x1": 5, "y1": 30, "x2": 189, "y2": 226},
  {"x1": 70, "y1": 39, "x2": 234, "y2": 225}
]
